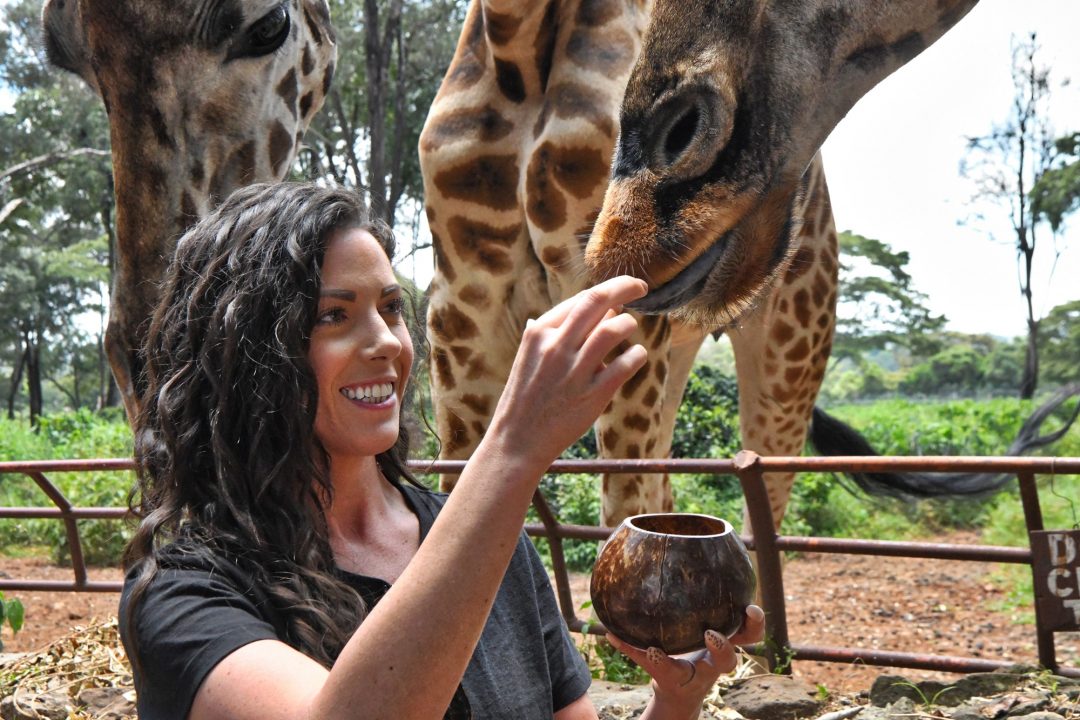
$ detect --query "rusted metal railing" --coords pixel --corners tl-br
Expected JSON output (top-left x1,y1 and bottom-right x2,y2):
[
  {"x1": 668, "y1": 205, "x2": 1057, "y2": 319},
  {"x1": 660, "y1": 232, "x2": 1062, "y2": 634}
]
[
  {"x1": 1, "y1": 455, "x2": 1077, "y2": 679},
  {"x1": 0, "y1": 459, "x2": 131, "y2": 593}
]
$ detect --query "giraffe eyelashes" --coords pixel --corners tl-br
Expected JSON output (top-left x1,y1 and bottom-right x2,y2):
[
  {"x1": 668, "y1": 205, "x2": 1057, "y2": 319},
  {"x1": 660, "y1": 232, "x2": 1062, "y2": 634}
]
[{"x1": 231, "y1": 4, "x2": 291, "y2": 59}]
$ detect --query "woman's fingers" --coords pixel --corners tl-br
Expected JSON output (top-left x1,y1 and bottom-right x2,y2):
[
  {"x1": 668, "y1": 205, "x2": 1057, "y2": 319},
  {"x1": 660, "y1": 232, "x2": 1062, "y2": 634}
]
[
  {"x1": 605, "y1": 633, "x2": 718, "y2": 689},
  {"x1": 603, "y1": 607, "x2": 766, "y2": 700},
  {"x1": 603, "y1": 633, "x2": 654, "y2": 670},
  {"x1": 491, "y1": 276, "x2": 650, "y2": 466},
  {"x1": 575, "y1": 311, "x2": 640, "y2": 372},
  {"x1": 531, "y1": 276, "x2": 647, "y2": 344},
  {"x1": 703, "y1": 629, "x2": 738, "y2": 673},
  {"x1": 561, "y1": 277, "x2": 647, "y2": 347},
  {"x1": 729, "y1": 605, "x2": 766, "y2": 647},
  {"x1": 594, "y1": 343, "x2": 648, "y2": 393}
]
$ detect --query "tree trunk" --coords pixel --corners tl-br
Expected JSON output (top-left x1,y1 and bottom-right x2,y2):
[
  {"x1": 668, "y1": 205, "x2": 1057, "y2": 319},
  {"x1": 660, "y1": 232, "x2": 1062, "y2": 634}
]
[
  {"x1": 364, "y1": 0, "x2": 404, "y2": 224},
  {"x1": 99, "y1": 170, "x2": 121, "y2": 410},
  {"x1": 73, "y1": 356, "x2": 82, "y2": 409},
  {"x1": 388, "y1": 18, "x2": 407, "y2": 217},
  {"x1": 7, "y1": 346, "x2": 27, "y2": 419},
  {"x1": 23, "y1": 328, "x2": 43, "y2": 428},
  {"x1": 46, "y1": 374, "x2": 78, "y2": 408},
  {"x1": 1020, "y1": 318, "x2": 1039, "y2": 399}
]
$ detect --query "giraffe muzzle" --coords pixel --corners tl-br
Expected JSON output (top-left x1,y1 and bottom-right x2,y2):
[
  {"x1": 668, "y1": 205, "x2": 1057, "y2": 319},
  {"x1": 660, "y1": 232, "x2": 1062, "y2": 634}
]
[{"x1": 626, "y1": 232, "x2": 728, "y2": 315}]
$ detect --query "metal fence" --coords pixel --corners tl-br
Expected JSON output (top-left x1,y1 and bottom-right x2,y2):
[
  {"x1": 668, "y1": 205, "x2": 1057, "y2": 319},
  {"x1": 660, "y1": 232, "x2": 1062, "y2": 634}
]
[{"x1": 1, "y1": 453, "x2": 1077, "y2": 678}]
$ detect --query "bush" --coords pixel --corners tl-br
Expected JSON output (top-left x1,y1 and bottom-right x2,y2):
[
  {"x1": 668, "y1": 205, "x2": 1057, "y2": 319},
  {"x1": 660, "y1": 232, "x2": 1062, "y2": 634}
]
[
  {"x1": 805, "y1": 395, "x2": 1079, "y2": 538},
  {"x1": 0, "y1": 410, "x2": 134, "y2": 565}
]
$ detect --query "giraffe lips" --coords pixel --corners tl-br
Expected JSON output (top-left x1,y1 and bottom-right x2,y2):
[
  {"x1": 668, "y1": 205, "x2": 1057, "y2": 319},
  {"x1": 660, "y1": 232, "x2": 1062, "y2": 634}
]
[{"x1": 626, "y1": 236, "x2": 727, "y2": 314}]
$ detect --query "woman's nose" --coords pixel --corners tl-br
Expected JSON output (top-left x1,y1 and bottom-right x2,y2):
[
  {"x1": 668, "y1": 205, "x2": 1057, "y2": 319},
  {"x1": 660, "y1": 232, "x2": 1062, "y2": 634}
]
[{"x1": 365, "y1": 317, "x2": 402, "y2": 360}]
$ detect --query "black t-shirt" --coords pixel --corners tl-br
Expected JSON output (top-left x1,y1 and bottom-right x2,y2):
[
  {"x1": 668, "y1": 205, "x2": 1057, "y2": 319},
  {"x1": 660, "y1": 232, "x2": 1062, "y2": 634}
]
[{"x1": 119, "y1": 482, "x2": 592, "y2": 719}]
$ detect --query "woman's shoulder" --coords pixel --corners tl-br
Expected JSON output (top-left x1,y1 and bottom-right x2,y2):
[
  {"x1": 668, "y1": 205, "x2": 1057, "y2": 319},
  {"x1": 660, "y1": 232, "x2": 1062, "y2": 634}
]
[
  {"x1": 121, "y1": 533, "x2": 260, "y2": 601},
  {"x1": 398, "y1": 479, "x2": 448, "y2": 511},
  {"x1": 119, "y1": 534, "x2": 281, "y2": 636}
]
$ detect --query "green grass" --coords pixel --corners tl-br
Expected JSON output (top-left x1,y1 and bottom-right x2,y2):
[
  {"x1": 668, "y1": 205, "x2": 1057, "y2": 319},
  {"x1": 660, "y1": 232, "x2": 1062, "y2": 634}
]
[{"x1": 0, "y1": 409, "x2": 135, "y2": 565}]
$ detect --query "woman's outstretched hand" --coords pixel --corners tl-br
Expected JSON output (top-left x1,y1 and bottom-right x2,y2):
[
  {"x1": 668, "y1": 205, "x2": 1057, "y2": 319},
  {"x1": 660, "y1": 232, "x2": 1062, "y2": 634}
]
[
  {"x1": 605, "y1": 605, "x2": 766, "y2": 719},
  {"x1": 488, "y1": 276, "x2": 649, "y2": 469}
]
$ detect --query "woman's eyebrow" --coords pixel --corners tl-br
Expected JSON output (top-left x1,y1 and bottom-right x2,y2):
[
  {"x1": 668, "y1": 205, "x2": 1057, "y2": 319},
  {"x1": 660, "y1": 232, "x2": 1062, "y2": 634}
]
[
  {"x1": 381, "y1": 284, "x2": 400, "y2": 297},
  {"x1": 320, "y1": 288, "x2": 356, "y2": 300}
]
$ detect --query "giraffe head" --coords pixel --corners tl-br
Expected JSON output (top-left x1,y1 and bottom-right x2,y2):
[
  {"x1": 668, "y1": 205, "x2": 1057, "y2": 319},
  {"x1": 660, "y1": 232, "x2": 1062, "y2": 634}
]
[
  {"x1": 584, "y1": 0, "x2": 978, "y2": 325},
  {"x1": 41, "y1": 0, "x2": 335, "y2": 414}
]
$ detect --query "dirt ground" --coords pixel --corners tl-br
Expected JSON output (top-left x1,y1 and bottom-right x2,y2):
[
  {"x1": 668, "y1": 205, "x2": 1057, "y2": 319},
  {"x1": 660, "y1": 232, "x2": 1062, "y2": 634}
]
[{"x1": 2, "y1": 531, "x2": 1078, "y2": 696}]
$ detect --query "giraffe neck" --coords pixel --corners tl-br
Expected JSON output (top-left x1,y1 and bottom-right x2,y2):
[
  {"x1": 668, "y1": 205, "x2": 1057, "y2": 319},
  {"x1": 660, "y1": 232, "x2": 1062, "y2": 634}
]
[{"x1": 42, "y1": 0, "x2": 336, "y2": 416}]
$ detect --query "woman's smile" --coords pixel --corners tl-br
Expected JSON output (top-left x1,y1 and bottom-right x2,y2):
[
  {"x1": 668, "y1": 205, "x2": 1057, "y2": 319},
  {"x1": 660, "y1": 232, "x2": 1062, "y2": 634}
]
[{"x1": 339, "y1": 381, "x2": 397, "y2": 407}]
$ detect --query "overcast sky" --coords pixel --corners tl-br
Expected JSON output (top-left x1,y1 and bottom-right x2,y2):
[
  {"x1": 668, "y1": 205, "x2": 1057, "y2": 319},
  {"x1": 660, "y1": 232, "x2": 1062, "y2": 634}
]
[
  {"x1": 821, "y1": 0, "x2": 1079, "y2": 337},
  {"x1": 3, "y1": 0, "x2": 1077, "y2": 339}
]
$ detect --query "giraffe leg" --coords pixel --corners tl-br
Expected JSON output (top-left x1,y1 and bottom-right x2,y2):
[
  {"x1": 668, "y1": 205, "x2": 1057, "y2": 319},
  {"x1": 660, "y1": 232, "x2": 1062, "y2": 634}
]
[
  {"x1": 728, "y1": 154, "x2": 838, "y2": 532},
  {"x1": 427, "y1": 259, "x2": 550, "y2": 491},
  {"x1": 658, "y1": 322, "x2": 710, "y2": 448},
  {"x1": 594, "y1": 317, "x2": 708, "y2": 527},
  {"x1": 720, "y1": 156, "x2": 837, "y2": 671},
  {"x1": 595, "y1": 315, "x2": 670, "y2": 527}
]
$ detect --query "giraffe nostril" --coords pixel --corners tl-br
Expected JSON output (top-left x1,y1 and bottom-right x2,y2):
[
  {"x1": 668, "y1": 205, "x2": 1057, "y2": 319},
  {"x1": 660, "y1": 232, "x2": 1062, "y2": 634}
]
[{"x1": 661, "y1": 105, "x2": 701, "y2": 167}]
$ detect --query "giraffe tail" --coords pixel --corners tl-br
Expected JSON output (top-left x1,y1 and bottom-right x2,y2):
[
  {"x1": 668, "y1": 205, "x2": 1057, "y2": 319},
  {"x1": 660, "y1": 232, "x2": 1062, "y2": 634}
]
[{"x1": 807, "y1": 382, "x2": 1080, "y2": 499}]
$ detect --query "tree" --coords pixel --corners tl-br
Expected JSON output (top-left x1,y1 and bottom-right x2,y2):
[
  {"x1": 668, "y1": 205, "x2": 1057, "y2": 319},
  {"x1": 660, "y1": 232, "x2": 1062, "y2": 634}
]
[
  {"x1": 961, "y1": 33, "x2": 1071, "y2": 399},
  {"x1": 899, "y1": 344, "x2": 985, "y2": 397},
  {"x1": 670, "y1": 365, "x2": 740, "y2": 460},
  {"x1": 1, "y1": 0, "x2": 115, "y2": 421},
  {"x1": 1031, "y1": 131, "x2": 1080, "y2": 233},
  {"x1": 297, "y1": 0, "x2": 465, "y2": 241},
  {"x1": 982, "y1": 338, "x2": 1025, "y2": 392},
  {"x1": 1039, "y1": 299, "x2": 1080, "y2": 386},
  {"x1": 832, "y1": 230, "x2": 946, "y2": 361}
]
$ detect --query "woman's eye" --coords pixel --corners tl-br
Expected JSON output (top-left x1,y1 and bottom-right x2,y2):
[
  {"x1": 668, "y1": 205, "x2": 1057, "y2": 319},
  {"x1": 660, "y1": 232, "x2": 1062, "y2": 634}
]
[
  {"x1": 316, "y1": 307, "x2": 345, "y2": 325},
  {"x1": 382, "y1": 298, "x2": 406, "y2": 316}
]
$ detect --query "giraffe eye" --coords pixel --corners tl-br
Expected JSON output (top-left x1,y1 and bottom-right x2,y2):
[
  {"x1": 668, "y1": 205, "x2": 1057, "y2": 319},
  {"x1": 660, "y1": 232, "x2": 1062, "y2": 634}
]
[{"x1": 242, "y1": 4, "x2": 290, "y2": 57}]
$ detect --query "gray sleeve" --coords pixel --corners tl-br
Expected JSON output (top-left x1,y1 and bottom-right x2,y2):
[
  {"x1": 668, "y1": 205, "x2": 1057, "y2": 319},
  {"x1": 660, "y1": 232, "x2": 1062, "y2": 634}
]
[{"x1": 522, "y1": 537, "x2": 593, "y2": 711}]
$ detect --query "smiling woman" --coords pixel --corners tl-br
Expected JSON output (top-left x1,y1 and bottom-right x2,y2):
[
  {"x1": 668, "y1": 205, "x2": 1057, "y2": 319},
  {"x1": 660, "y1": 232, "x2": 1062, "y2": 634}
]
[
  {"x1": 117, "y1": 181, "x2": 763, "y2": 720},
  {"x1": 309, "y1": 227, "x2": 414, "y2": 462}
]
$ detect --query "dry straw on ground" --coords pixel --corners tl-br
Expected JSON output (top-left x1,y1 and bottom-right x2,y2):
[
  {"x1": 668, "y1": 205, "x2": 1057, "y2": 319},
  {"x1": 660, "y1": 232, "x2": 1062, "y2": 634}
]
[{"x1": 1, "y1": 618, "x2": 135, "y2": 719}]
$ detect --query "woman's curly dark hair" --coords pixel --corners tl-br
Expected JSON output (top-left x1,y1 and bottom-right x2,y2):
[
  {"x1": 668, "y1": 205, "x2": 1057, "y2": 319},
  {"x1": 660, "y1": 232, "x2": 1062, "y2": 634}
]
[{"x1": 122, "y1": 182, "x2": 419, "y2": 669}]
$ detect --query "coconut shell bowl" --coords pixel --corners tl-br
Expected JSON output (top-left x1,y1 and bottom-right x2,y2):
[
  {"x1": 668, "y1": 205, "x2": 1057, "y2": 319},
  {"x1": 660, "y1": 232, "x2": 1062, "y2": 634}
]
[{"x1": 589, "y1": 513, "x2": 756, "y2": 655}]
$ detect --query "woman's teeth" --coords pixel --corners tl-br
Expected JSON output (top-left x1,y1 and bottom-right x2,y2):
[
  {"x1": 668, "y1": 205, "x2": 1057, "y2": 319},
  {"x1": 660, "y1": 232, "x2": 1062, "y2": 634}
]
[{"x1": 341, "y1": 382, "x2": 394, "y2": 403}]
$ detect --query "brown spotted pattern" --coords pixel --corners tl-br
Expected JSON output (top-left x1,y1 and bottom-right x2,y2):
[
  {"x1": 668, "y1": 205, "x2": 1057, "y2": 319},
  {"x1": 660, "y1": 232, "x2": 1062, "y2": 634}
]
[
  {"x1": 420, "y1": 0, "x2": 679, "y2": 526},
  {"x1": 419, "y1": 0, "x2": 852, "y2": 531},
  {"x1": 416, "y1": 0, "x2": 967, "y2": 533},
  {"x1": 726, "y1": 158, "x2": 839, "y2": 527},
  {"x1": 43, "y1": 0, "x2": 336, "y2": 419}
]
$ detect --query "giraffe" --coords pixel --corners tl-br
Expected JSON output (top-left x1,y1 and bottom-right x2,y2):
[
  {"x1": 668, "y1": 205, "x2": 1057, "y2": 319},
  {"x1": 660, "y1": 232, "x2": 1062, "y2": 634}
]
[
  {"x1": 41, "y1": 0, "x2": 337, "y2": 419},
  {"x1": 582, "y1": 0, "x2": 986, "y2": 526},
  {"x1": 418, "y1": 0, "x2": 984, "y2": 531}
]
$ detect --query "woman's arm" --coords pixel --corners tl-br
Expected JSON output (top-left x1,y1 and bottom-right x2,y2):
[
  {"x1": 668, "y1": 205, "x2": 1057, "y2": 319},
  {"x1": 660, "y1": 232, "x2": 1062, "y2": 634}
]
[
  {"x1": 188, "y1": 276, "x2": 649, "y2": 720},
  {"x1": 554, "y1": 693, "x2": 601, "y2": 720}
]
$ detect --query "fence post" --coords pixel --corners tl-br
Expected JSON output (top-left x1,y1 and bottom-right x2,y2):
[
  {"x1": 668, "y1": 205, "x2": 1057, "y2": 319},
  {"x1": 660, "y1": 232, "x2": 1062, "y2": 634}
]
[
  {"x1": 531, "y1": 489, "x2": 580, "y2": 629},
  {"x1": 1018, "y1": 470, "x2": 1057, "y2": 672},
  {"x1": 734, "y1": 450, "x2": 790, "y2": 672},
  {"x1": 28, "y1": 471, "x2": 88, "y2": 586}
]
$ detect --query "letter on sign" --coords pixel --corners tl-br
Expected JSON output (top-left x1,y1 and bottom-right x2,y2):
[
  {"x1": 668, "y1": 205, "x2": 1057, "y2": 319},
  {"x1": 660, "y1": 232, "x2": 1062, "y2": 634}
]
[{"x1": 1031, "y1": 529, "x2": 1080, "y2": 631}]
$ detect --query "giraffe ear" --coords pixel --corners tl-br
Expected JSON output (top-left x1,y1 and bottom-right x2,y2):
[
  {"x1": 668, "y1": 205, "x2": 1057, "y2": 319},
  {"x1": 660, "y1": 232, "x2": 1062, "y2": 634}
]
[{"x1": 41, "y1": 0, "x2": 99, "y2": 92}]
